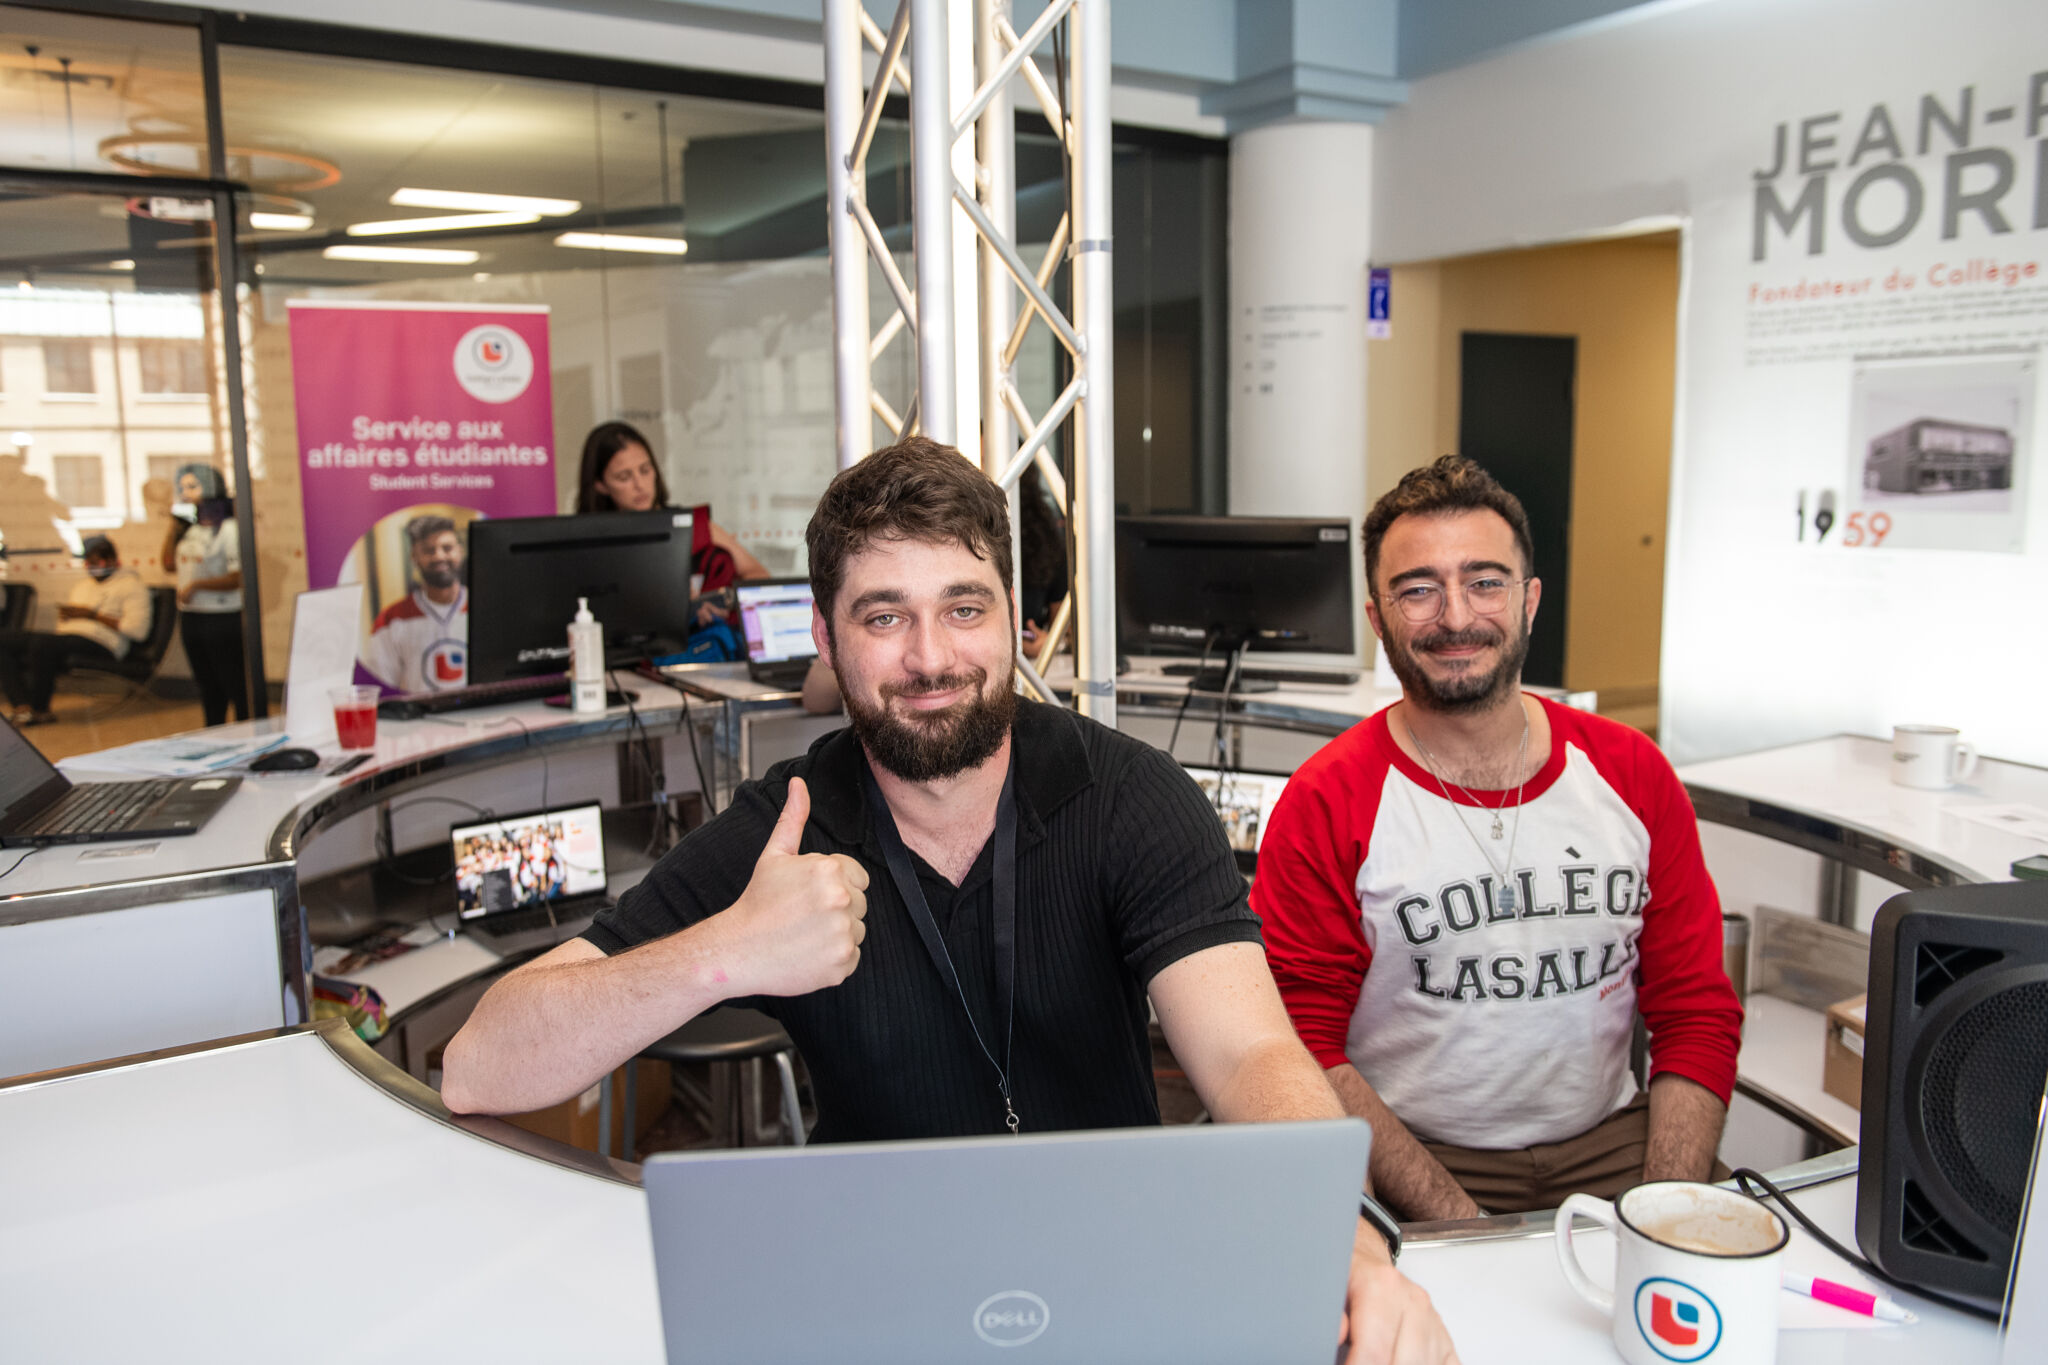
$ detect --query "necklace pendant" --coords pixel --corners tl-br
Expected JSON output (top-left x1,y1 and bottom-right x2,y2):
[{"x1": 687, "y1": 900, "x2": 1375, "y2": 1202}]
[
  {"x1": 1497, "y1": 883, "x2": 1517, "y2": 914},
  {"x1": 1004, "y1": 1097, "x2": 1021, "y2": 1136},
  {"x1": 1489, "y1": 811, "x2": 1505, "y2": 840}
]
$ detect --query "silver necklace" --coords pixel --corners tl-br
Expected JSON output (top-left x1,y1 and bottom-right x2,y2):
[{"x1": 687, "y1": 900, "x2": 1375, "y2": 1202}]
[{"x1": 1405, "y1": 704, "x2": 1530, "y2": 914}]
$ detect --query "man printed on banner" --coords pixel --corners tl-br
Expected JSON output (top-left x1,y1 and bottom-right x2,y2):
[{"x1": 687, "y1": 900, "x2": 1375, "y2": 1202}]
[{"x1": 363, "y1": 514, "x2": 469, "y2": 693}]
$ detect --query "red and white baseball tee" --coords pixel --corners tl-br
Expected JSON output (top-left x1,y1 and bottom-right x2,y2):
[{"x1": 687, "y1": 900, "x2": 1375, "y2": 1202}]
[{"x1": 1254, "y1": 696, "x2": 1742, "y2": 1150}]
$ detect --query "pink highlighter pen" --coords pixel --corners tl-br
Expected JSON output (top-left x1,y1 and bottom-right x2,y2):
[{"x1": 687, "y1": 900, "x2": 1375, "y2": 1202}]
[{"x1": 1781, "y1": 1272, "x2": 1918, "y2": 1324}]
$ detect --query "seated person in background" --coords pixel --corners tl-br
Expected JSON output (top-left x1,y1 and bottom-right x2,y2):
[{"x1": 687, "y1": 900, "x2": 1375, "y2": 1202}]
[
  {"x1": 1253, "y1": 456, "x2": 1741, "y2": 1219},
  {"x1": 443, "y1": 437, "x2": 1456, "y2": 1364},
  {"x1": 0, "y1": 536, "x2": 152, "y2": 727},
  {"x1": 363, "y1": 515, "x2": 468, "y2": 694},
  {"x1": 575, "y1": 420, "x2": 769, "y2": 582}
]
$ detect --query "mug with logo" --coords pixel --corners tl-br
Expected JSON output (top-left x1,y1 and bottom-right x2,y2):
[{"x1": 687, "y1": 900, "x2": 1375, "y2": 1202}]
[
  {"x1": 1556, "y1": 1181, "x2": 1789, "y2": 1364},
  {"x1": 1890, "y1": 724, "x2": 1979, "y2": 791}
]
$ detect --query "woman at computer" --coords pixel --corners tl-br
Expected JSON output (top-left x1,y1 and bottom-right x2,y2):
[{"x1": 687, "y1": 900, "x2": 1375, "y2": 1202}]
[
  {"x1": 572, "y1": 421, "x2": 769, "y2": 581},
  {"x1": 159, "y1": 462, "x2": 247, "y2": 727}
]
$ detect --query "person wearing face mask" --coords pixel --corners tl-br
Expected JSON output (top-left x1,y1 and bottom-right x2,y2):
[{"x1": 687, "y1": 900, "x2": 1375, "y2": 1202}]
[
  {"x1": 0, "y1": 536, "x2": 153, "y2": 727},
  {"x1": 159, "y1": 463, "x2": 248, "y2": 727}
]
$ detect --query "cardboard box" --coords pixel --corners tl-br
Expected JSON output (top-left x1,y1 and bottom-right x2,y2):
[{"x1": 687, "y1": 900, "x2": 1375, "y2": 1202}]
[
  {"x1": 1823, "y1": 994, "x2": 1867, "y2": 1110},
  {"x1": 501, "y1": 1058, "x2": 670, "y2": 1155}
]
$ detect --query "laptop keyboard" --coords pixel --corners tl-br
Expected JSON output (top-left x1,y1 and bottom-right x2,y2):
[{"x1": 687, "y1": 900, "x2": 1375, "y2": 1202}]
[{"x1": 24, "y1": 780, "x2": 174, "y2": 836}]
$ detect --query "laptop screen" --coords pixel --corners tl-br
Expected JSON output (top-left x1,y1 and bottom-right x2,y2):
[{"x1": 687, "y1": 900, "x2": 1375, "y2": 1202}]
[
  {"x1": 0, "y1": 714, "x2": 69, "y2": 832},
  {"x1": 736, "y1": 580, "x2": 818, "y2": 664},
  {"x1": 449, "y1": 803, "x2": 606, "y2": 920}
]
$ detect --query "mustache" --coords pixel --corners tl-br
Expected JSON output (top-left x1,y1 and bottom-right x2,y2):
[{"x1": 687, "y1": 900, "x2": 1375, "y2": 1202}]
[
  {"x1": 1413, "y1": 625, "x2": 1502, "y2": 652},
  {"x1": 881, "y1": 670, "x2": 984, "y2": 700}
]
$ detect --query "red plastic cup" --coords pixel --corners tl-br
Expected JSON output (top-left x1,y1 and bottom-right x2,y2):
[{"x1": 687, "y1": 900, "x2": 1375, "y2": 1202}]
[{"x1": 330, "y1": 685, "x2": 380, "y2": 751}]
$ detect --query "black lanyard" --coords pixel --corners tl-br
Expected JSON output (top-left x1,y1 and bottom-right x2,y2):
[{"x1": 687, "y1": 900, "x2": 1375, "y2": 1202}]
[{"x1": 860, "y1": 752, "x2": 1021, "y2": 1134}]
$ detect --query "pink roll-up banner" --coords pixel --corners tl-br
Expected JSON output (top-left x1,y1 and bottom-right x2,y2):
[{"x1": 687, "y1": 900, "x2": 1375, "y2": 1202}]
[{"x1": 287, "y1": 301, "x2": 557, "y2": 694}]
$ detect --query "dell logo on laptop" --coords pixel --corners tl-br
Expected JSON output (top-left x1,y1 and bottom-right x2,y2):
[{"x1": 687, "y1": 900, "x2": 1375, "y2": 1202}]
[{"x1": 973, "y1": 1290, "x2": 1050, "y2": 1346}]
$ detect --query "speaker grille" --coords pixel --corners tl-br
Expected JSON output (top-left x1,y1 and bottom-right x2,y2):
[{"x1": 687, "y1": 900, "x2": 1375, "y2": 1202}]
[{"x1": 1919, "y1": 979, "x2": 2048, "y2": 1236}]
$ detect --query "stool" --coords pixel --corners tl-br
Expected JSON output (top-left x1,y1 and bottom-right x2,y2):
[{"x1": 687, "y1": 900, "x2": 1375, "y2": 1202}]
[{"x1": 605, "y1": 1007, "x2": 805, "y2": 1159}]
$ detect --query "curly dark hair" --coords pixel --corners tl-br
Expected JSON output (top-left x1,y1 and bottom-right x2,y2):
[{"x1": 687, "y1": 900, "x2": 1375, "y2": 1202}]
[
  {"x1": 1362, "y1": 455, "x2": 1535, "y2": 594},
  {"x1": 805, "y1": 436, "x2": 1014, "y2": 623}
]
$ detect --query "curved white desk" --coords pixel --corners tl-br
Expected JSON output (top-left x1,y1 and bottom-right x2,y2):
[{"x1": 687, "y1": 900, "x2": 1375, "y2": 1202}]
[{"x1": 0, "y1": 1024, "x2": 1998, "y2": 1364}]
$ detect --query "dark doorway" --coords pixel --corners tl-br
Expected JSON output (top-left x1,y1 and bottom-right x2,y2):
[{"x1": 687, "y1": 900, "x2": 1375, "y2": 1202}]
[{"x1": 1457, "y1": 332, "x2": 1576, "y2": 688}]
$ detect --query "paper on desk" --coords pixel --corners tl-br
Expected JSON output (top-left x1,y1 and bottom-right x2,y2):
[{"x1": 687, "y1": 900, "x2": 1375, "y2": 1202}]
[
  {"x1": 1946, "y1": 802, "x2": 2048, "y2": 846},
  {"x1": 61, "y1": 730, "x2": 289, "y2": 777}
]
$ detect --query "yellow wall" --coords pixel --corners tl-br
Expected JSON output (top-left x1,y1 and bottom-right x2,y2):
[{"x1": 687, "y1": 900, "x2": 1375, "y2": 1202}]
[{"x1": 1365, "y1": 232, "x2": 1679, "y2": 710}]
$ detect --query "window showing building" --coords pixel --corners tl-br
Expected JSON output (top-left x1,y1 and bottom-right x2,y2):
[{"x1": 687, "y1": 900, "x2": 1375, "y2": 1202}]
[
  {"x1": 138, "y1": 337, "x2": 209, "y2": 394},
  {"x1": 42, "y1": 337, "x2": 95, "y2": 394},
  {"x1": 52, "y1": 454, "x2": 104, "y2": 509}
]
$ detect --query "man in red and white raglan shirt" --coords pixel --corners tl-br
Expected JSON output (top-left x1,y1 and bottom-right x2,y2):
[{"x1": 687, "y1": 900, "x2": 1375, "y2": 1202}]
[{"x1": 1254, "y1": 455, "x2": 1741, "y2": 1220}]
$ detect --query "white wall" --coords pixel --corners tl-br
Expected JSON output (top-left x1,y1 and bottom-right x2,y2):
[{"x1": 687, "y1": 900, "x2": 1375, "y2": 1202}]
[{"x1": 1371, "y1": 0, "x2": 2048, "y2": 766}]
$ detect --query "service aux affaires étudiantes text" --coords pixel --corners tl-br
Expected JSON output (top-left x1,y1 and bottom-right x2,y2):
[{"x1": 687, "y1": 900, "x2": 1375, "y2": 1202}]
[{"x1": 303, "y1": 415, "x2": 547, "y2": 471}]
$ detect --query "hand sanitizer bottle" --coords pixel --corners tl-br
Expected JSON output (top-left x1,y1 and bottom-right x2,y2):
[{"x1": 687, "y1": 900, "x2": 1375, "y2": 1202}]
[{"x1": 570, "y1": 596, "x2": 606, "y2": 713}]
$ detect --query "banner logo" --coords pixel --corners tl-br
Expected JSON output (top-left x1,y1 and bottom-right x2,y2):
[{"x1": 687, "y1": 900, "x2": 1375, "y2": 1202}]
[
  {"x1": 972, "y1": 1290, "x2": 1050, "y2": 1347},
  {"x1": 1634, "y1": 1278, "x2": 1721, "y2": 1362},
  {"x1": 453, "y1": 323, "x2": 534, "y2": 403}
]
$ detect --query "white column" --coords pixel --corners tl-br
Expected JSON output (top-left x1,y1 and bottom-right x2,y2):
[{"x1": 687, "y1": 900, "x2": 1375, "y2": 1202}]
[{"x1": 1227, "y1": 121, "x2": 1373, "y2": 659}]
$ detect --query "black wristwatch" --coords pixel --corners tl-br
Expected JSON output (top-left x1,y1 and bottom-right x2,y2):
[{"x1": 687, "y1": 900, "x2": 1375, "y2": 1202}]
[{"x1": 1359, "y1": 1193, "x2": 1402, "y2": 1263}]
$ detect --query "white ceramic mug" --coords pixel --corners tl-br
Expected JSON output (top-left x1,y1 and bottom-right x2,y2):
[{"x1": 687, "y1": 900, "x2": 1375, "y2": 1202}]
[
  {"x1": 1556, "y1": 1181, "x2": 1789, "y2": 1365},
  {"x1": 1891, "y1": 724, "x2": 1979, "y2": 790}
]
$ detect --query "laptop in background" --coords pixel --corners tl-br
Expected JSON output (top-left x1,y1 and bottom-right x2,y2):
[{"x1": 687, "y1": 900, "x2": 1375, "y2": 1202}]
[
  {"x1": 0, "y1": 714, "x2": 240, "y2": 847},
  {"x1": 449, "y1": 802, "x2": 609, "y2": 946},
  {"x1": 1180, "y1": 765, "x2": 1291, "y2": 875},
  {"x1": 736, "y1": 579, "x2": 818, "y2": 689},
  {"x1": 643, "y1": 1119, "x2": 1371, "y2": 1365}
]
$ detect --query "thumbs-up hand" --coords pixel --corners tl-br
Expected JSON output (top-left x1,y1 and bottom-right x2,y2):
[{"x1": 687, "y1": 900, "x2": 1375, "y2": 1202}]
[{"x1": 716, "y1": 777, "x2": 870, "y2": 998}]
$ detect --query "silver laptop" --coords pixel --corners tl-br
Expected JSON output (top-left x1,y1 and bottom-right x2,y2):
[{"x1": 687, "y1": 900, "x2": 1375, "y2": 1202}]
[
  {"x1": 448, "y1": 802, "x2": 608, "y2": 949},
  {"x1": 736, "y1": 578, "x2": 818, "y2": 689},
  {"x1": 643, "y1": 1118, "x2": 1371, "y2": 1365}
]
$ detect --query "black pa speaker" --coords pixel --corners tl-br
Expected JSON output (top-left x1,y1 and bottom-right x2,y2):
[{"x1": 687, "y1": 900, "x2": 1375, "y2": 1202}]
[{"x1": 1857, "y1": 880, "x2": 2048, "y2": 1306}]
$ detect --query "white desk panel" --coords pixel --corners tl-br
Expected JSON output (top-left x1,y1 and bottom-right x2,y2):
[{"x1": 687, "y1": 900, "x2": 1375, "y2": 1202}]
[
  {"x1": 1678, "y1": 735, "x2": 2048, "y2": 885},
  {"x1": 0, "y1": 1032, "x2": 662, "y2": 1364},
  {"x1": 1736, "y1": 994, "x2": 1862, "y2": 1147}
]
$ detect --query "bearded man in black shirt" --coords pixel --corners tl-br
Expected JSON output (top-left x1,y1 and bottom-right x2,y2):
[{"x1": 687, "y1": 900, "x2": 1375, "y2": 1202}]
[{"x1": 442, "y1": 437, "x2": 1457, "y2": 1365}]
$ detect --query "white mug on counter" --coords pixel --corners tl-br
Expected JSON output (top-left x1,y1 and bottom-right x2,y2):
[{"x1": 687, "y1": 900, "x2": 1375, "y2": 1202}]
[
  {"x1": 1556, "y1": 1181, "x2": 1789, "y2": 1365},
  {"x1": 1891, "y1": 724, "x2": 1979, "y2": 790}
]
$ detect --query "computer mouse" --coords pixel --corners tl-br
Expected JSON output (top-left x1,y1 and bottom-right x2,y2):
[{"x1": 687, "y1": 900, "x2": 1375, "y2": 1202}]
[{"x1": 251, "y1": 747, "x2": 321, "y2": 773}]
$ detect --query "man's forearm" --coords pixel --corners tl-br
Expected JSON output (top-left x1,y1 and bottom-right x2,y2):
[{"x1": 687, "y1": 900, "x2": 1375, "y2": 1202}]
[
  {"x1": 1326, "y1": 1064, "x2": 1483, "y2": 1222},
  {"x1": 1203, "y1": 1035, "x2": 1347, "y2": 1124},
  {"x1": 441, "y1": 925, "x2": 737, "y2": 1115},
  {"x1": 1643, "y1": 1073, "x2": 1728, "y2": 1183}
]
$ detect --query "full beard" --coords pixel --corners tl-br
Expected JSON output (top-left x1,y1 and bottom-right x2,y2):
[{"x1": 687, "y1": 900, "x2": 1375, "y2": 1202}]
[
  {"x1": 1382, "y1": 616, "x2": 1530, "y2": 715},
  {"x1": 419, "y1": 564, "x2": 460, "y2": 591},
  {"x1": 845, "y1": 665, "x2": 1018, "y2": 783}
]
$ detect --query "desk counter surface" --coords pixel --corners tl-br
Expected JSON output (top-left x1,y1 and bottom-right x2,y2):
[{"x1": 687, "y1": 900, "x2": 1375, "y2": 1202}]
[{"x1": 0, "y1": 1025, "x2": 1996, "y2": 1365}]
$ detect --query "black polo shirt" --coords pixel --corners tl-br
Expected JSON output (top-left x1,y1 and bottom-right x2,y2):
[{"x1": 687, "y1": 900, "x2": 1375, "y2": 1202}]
[{"x1": 583, "y1": 700, "x2": 1260, "y2": 1142}]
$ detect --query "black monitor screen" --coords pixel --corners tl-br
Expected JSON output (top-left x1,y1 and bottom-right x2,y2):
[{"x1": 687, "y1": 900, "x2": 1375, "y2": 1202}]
[
  {"x1": 468, "y1": 509, "x2": 697, "y2": 682},
  {"x1": 1115, "y1": 515, "x2": 1354, "y2": 658}
]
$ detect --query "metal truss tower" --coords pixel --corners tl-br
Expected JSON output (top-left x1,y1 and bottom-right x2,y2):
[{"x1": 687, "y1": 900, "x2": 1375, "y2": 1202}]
[{"x1": 823, "y1": 0, "x2": 1117, "y2": 724}]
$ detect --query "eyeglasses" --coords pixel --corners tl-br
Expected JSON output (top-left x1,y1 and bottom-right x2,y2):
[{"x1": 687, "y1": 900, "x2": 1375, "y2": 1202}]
[{"x1": 1381, "y1": 575, "x2": 1528, "y2": 624}]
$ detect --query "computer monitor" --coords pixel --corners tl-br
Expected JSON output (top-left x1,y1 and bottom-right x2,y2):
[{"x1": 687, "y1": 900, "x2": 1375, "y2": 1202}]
[
  {"x1": 1115, "y1": 515, "x2": 1355, "y2": 663},
  {"x1": 449, "y1": 802, "x2": 606, "y2": 919},
  {"x1": 467, "y1": 509, "x2": 697, "y2": 682},
  {"x1": 736, "y1": 579, "x2": 819, "y2": 665}
]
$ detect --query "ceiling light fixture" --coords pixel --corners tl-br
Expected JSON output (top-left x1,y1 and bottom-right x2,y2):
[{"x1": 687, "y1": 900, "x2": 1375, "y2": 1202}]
[
  {"x1": 554, "y1": 232, "x2": 688, "y2": 255},
  {"x1": 390, "y1": 188, "x2": 580, "y2": 216},
  {"x1": 324, "y1": 245, "x2": 481, "y2": 264},
  {"x1": 249, "y1": 211, "x2": 314, "y2": 231},
  {"x1": 348, "y1": 211, "x2": 539, "y2": 237},
  {"x1": 109, "y1": 259, "x2": 135, "y2": 271}
]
